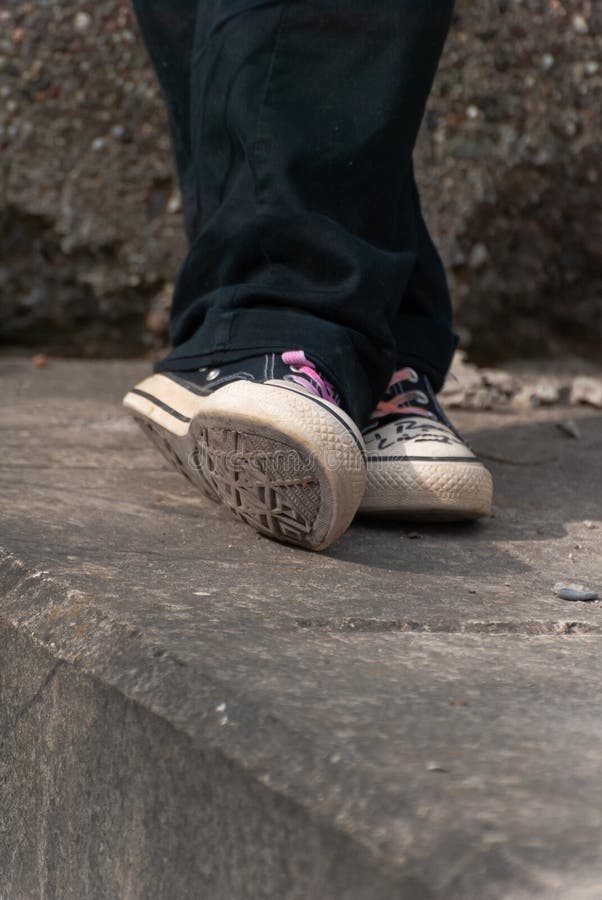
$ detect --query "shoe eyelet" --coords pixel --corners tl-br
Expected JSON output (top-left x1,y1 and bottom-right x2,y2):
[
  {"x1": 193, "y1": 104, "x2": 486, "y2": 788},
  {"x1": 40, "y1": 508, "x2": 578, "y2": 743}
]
[{"x1": 206, "y1": 368, "x2": 221, "y2": 382}]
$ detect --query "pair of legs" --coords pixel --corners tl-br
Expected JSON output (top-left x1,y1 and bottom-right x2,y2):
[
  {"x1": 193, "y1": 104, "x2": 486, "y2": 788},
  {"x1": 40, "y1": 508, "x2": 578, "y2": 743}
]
[
  {"x1": 125, "y1": 0, "x2": 492, "y2": 550},
  {"x1": 131, "y1": 0, "x2": 457, "y2": 427}
]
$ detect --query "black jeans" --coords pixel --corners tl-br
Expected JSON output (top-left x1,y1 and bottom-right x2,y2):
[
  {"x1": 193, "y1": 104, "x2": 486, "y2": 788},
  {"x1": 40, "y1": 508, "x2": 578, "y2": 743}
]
[{"x1": 132, "y1": 0, "x2": 457, "y2": 426}]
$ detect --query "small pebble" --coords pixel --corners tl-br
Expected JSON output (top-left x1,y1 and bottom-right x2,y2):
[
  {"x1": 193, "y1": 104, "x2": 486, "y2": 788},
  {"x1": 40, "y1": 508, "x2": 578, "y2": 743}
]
[
  {"x1": 529, "y1": 381, "x2": 559, "y2": 406},
  {"x1": 167, "y1": 190, "x2": 182, "y2": 214},
  {"x1": 426, "y1": 762, "x2": 449, "y2": 773},
  {"x1": 32, "y1": 353, "x2": 48, "y2": 368},
  {"x1": 405, "y1": 532, "x2": 422, "y2": 540},
  {"x1": 554, "y1": 583, "x2": 599, "y2": 603},
  {"x1": 556, "y1": 419, "x2": 581, "y2": 440},
  {"x1": 468, "y1": 242, "x2": 488, "y2": 269},
  {"x1": 570, "y1": 377, "x2": 602, "y2": 409},
  {"x1": 74, "y1": 12, "x2": 92, "y2": 33},
  {"x1": 583, "y1": 521, "x2": 597, "y2": 530},
  {"x1": 572, "y1": 14, "x2": 589, "y2": 34}
]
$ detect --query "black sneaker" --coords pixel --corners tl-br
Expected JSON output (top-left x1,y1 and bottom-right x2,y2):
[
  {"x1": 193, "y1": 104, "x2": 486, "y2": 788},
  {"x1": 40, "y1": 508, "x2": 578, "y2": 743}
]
[
  {"x1": 360, "y1": 366, "x2": 492, "y2": 520},
  {"x1": 123, "y1": 351, "x2": 366, "y2": 550}
]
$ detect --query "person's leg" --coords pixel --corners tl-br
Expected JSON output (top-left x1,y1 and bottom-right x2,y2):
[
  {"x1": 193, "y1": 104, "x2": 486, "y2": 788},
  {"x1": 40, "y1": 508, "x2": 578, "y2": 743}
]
[
  {"x1": 359, "y1": 171, "x2": 492, "y2": 523},
  {"x1": 132, "y1": 0, "x2": 456, "y2": 428},
  {"x1": 130, "y1": 1, "x2": 200, "y2": 241},
  {"x1": 127, "y1": 0, "x2": 472, "y2": 547},
  {"x1": 390, "y1": 163, "x2": 456, "y2": 392}
]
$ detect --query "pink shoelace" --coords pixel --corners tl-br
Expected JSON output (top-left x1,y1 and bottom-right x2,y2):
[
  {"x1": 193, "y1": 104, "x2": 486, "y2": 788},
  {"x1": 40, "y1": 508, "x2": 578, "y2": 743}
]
[
  {"x1": 282, "y1": 350, "x2": 339, "y2": 405},
  {"x1": 372, "y1": 367, "x2": 436, "y2": 420}
]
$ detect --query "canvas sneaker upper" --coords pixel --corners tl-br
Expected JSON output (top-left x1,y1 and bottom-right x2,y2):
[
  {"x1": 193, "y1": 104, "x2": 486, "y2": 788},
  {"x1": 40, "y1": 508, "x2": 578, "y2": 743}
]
[
  {"x1": 362, "y1": 366, "x2": 477, "y2": 461},
  {"x1": 359, "y1": 365, "x2": 493, "y2": 520},
  {"x1": 166, "y1": 351, "x2": 341, "y2": 407}
]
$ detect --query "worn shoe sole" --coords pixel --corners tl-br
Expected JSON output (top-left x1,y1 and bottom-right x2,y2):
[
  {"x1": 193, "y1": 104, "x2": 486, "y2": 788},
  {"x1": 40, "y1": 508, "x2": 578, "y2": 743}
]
[
  {"x1": 360, "y1": 457, "x2": 493, "y2": 521},
  {"x1": 123, "y1": 375, "x2": 366, "y2": 551}
]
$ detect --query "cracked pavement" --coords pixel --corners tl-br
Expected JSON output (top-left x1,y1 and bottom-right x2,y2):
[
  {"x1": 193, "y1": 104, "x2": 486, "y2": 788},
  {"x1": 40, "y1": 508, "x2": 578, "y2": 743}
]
[{"x1": 1, "y1": 356, "x2": 602, "y2": 899}]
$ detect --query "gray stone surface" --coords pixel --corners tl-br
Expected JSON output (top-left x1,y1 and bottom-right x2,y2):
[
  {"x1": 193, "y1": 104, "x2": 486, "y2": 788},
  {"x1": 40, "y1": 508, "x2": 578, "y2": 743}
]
[
  {"x1": 1, "y1": 357, "x2": 602, "y2": 899},
  {"x1": 1, "y1": 0, "x2": 601, "y2": 361}
]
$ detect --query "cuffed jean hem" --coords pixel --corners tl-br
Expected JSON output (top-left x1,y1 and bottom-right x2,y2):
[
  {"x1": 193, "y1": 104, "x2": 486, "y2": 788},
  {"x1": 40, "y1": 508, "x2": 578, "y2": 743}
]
[{"x1": 154, "y1": 308, "x2": 385, "y2": 427}]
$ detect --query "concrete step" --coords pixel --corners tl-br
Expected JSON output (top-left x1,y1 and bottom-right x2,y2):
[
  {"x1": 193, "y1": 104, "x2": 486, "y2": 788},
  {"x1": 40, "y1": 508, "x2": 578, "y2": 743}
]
[{"x1": 1, "y1": 357, "x2": 602, "y2": 900}]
